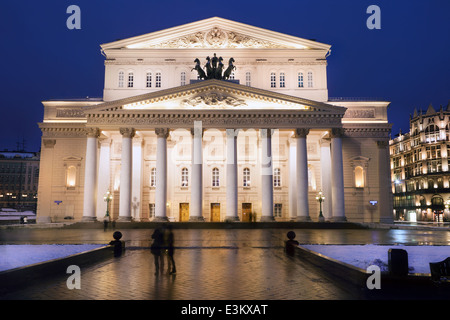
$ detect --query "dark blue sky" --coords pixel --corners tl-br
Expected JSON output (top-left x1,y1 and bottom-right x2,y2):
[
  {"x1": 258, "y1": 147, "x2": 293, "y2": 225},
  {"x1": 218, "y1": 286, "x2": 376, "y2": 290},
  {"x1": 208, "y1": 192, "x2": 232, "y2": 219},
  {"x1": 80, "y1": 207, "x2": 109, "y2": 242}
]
[{"x1": 1, "y1": 0, "x2": 449, "y2": 152}]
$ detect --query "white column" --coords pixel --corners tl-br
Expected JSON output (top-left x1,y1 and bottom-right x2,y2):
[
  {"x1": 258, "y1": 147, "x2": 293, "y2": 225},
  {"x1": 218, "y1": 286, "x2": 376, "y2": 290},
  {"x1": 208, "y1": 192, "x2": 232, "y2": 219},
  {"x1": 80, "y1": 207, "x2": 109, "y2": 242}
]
[
  {"x1": 190, "y1": 121, "x2": 204, "y2": 221},
  {"x1": 260, "y1": 129, "x2": 274, "y2": 221},
  {"x1": 296, "y1": 128, "x2": 310, "y2": 221},
  {"x1": 132, "y1": 137, "x2": 143, "y2": 221},
  {"x1": 154, "y1": 128, "x2": 169, "y2": 222},
  {"x1": 320, "y1": 138, "x2": 332, "y2": 220},
  {"x1": 96, "y1": 138, "x2": 111, "y2": 221},
  {"x1": 377, "y1": 140, "x2": 394, "y2": 223},
  {"x1": 288, "y1": 136, "x2": 297, "y2": 220},
  {"x1": 330, "y1": 128, "x2": 346, "y2": 221},
  {"x1": 226, "y1": 129, "x2": 239, "y2": 221},
  {"x1": 82, "y1": 128, "x2": 99, "y2": 222},
  {"x1": 118, "y1": 127, "x2": 135, "y2": 221}
]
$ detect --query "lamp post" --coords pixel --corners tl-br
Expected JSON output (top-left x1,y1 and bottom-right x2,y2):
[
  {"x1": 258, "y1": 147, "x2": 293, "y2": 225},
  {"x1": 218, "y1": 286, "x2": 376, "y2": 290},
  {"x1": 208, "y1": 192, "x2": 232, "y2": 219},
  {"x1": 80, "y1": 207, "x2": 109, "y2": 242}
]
[
  {"x1": 316, "y1": 191, "x2": 325, "y2": 222},
  {"x1": 104, "y1": 190, "x2": 112, "y2": 219}
]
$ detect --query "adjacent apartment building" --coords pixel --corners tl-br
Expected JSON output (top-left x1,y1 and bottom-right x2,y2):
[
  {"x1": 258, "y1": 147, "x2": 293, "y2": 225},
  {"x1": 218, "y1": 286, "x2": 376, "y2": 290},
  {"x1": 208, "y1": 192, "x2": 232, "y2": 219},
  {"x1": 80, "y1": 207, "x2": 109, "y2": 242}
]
[{"x1": 390, "y1": 103, "x2": 450, "y2": 222}]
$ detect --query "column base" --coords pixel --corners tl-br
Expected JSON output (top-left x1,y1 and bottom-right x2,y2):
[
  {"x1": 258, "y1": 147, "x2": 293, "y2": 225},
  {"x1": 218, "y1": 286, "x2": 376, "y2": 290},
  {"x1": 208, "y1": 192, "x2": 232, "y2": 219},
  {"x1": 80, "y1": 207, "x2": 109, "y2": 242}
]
[
  {"x1": 152, "y1": 216, "x2": 169, "y2": 222},
  {"x1": 330, "y1": 216, "x2": 347, "y2": 222},
  {"x1": 260, "y1": 216, "x2": 275, "y2": 222},
  {"x1": 189, "y1": 216, "x2": 205, "y2": 222},
  {"x1": 81, "y1": 216, "x2": 97, "y2": 222},
  {"x1": 317, "y1": 216, "x2": 326, "y2": 222},
  {"x1": 37, "y1": 216, "x2": 52, "y2": 224},
  {"x1": 117, "y1": 216, "x2": 132, "y2": 222},
  {"x1": 224, "y1": 216, "x2": 240, "y2": 222},
  {"x1": 296, "y1": 216, "x2": 311, "y2": 222}
]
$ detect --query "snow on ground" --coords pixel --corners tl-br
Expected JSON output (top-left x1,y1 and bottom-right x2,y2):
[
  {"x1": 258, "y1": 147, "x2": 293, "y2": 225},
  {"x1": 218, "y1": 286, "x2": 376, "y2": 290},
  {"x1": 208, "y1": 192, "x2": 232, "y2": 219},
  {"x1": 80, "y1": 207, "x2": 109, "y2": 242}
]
[
  {"x1": 0, "y1": 244, "x2": 105, "y2": 272},
  {"x1": 301, "y1": 245, "x2": 450, "y2": 274}
]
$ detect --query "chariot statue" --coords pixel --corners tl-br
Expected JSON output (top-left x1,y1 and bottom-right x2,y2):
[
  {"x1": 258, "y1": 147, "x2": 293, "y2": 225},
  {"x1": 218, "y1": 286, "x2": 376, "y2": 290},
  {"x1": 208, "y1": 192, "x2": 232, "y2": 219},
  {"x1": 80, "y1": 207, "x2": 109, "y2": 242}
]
[{"x1": 192, "y1": 54, "x2": 235, "y2": 80}]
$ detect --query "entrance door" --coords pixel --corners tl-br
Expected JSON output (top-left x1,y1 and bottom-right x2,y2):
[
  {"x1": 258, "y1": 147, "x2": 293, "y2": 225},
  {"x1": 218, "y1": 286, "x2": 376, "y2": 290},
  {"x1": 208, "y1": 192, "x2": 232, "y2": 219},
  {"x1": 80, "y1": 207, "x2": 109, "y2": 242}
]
[
  {"x1": 210, "y1": 203, "x2": 220, "y2": 222},
  {"x1": 242, "y1": 203, "x2": 252, "y2": 222},
  {"x1": 179, "y1": 203, "x2": 189, "y2": 222}
]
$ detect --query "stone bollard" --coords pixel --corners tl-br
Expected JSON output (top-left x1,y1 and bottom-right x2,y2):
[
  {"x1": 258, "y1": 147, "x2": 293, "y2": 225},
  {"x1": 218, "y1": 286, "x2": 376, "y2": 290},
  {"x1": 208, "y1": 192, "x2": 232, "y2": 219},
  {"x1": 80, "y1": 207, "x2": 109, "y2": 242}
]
[
  {"x1": 285, "y1": 231, "x2": 299, "y2": 256},
  {"x1": 109, "y1": 231, "x2": 125, "y2": 257}
]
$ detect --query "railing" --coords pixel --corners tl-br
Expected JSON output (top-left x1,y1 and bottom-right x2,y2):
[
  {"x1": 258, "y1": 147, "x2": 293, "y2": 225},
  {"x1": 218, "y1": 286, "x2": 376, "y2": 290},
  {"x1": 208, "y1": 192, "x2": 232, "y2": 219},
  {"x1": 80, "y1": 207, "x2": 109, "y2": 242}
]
[{"x1": 328, "y1": 97, "x2": 386, "y2": 102}]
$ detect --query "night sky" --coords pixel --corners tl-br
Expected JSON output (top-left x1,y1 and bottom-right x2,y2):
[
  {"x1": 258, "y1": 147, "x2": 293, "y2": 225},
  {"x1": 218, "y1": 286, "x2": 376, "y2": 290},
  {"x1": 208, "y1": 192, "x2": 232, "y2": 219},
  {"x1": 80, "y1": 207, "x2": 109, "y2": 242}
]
[{"x1": 1, "y1": 0, "x2": 449, "y2": 152}]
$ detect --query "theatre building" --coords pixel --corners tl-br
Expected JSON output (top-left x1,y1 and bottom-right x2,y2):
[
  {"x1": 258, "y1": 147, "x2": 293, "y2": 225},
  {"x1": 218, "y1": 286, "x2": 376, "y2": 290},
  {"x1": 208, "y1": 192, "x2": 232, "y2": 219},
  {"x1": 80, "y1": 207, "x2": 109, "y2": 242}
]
[{"x1": 36, "y1": 17, "x2": 393, "y2": 223}]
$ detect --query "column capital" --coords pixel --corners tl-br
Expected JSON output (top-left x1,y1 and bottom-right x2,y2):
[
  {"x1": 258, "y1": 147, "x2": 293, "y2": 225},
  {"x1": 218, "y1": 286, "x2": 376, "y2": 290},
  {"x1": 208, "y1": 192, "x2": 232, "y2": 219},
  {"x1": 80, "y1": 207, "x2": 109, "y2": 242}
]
[
  {"x1": 43, "y1": 139, "x2": 56, "y2": 148},
  {"x1": 85, "y1": 127, "x2": 100, "y2": 138},
  {"x1": 155, "y1": 128, "x2": 169, "y2": 138},
  {"x1": 119, "y1": 127, "x2": 135, "y2": 138},
  {"x1": 260, "y1": 128, "x2": 272, "y2": 138},
  {"x1": 330, "y1": 128, "x2": 345, "y2": 138},
  {"x1": 190, "y1": 127, "x2": 204, "y2": 137},
  {"x1": 294, "y1": 128, "x2": 310, "y2": 138},
  {"x1": 319, "y1": 138, "x2": 331, "y2": 147}
]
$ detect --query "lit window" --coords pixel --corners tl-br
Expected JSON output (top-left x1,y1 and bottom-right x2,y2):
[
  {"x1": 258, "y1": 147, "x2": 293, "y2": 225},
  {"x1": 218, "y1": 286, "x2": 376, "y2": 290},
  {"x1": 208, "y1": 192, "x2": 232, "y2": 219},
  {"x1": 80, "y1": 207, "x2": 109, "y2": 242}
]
[
  {"x1": 128, "y1": 72, "x2": 134, "y2": 88},
  {"x1": 298, "y1": 72, "x2": 304, "y2": 88},
  {"x1": 150, "y1": 168, "x2": 156, "y2": 187},
  {"x1": 180, "y1": 72, "x2": 186, "y2": 86},
  {"x1": 270, "y1": 72, "x2": 276, "y2": 88},
  {"x1": 355, "y1": 166, "x2": 364, "y2": 188},
  {"x1": 156, "y1": 72, "x2": 161, "y2": 88},
  {"x1": 243, "y1": 167, "x2": 251, "y2": 187},
  {"x1": 181, "y1": 167, "x2": 189, "y2": 187},
  {"x1": 118, "y1": 71, "x2": 124, "y2": 88},
  {"x1": 273, "y1": 168, "x2": 281, "y2": 187},
  {"x1": 307, "y1": 71, "x2": 313, "y2": 88},
  {"x1": 146, "y1": 72, "x2": 152, "y2": 88},
  {"x1": 66, "y1": 166, "x2": 76, "y2": 188},
  {"x1": 279, "y1": 73, "x2": 285, "y2": 88},
  {"x1": 149, "y1": 203, "x2": 155, "y2": 218},
  {"x1": 245, "y1": 72, "x2": 251, "y2": 86},
  {"x1": 212, "y1": 168, "x2": 220, "y2": 187},
  {"x1": 274, "y1": 203, "x2": 282, "y2": 217}
]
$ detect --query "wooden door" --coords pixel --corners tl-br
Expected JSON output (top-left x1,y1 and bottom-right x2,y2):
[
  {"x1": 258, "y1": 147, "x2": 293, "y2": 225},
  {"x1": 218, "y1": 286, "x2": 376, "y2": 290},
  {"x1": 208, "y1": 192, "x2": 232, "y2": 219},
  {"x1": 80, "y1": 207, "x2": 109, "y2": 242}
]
[
  {"x1": 210, "y1": 203, "x2": 220, "y2": 222},
  {"x1": 242, "y1": 203, "x2": 252, "y2": 222},
  {"x1": 179, "y1": 203, "x2": 189, "y2": 222}
]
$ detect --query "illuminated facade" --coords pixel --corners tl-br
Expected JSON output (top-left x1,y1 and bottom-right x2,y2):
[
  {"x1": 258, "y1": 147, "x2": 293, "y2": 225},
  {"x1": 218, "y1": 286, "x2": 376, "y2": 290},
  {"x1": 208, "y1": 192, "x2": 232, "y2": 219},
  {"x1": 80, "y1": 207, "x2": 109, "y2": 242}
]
[
  {"x1": 390, "y1": 104, "x2": 450, "y2": 222},
  {"x1": 37, "y1": 17, "x2": 393, "y2": 223}
]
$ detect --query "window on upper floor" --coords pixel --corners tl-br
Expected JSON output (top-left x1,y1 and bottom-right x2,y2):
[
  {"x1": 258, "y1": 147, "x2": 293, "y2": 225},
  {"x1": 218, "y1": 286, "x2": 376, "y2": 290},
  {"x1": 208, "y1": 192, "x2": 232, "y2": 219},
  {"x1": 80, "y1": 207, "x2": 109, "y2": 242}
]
[
  {"x1": 212, "y1": 167, "x2": 220, "y2": 187},
  {"x1": 128, "y1": 72, "x2": 134, "y2": 88},
  {"x1": 156, "y1": 72, "x2": 161, "y2": 88},
  {"x1": 270, "y1": 72, "x2": 276, "y2": 88},
  {"x1": 298, "y1": 72, "x2": 304, "y2": 88},
  {"x1": 146, "y1": 72, "x2": 152, "y2": 88},
  {"x1": 150, "y1": 168, "x2": 156, "y2": 187},
  {"x1": 279, "y1": 72, "x2": 285, "y2": 88},
  {"x1": 307, "y1": 71, "x2": 313, "y2": 88},
  {"x1": 273, "y1": 168, "x2": 281, "y2": 187},
  {"x1": 181, "y1": 72, "x2": 186, "y2": 86},
  {"x1": 245, "y1": 72, "x2": 251, "y2": 86},
  {"x1": 118, "y1": 71, "x2": 124, "y2": 88},
  {"x1": 181, "y1": 167, "x2": 189, "y2": 187},
  {"x1": 243, "y1": 167, "x2": 251, "y2": 187}
]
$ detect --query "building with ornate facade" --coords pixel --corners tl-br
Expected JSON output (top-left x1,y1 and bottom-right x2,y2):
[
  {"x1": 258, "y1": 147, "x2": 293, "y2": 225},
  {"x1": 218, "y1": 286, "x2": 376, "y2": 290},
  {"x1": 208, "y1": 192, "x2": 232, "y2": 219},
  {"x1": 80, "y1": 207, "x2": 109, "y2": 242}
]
[
  {"x1": 390, "y1": 103, "x2": 450, "y2": 222},
  {"x1": 36, "y1": 17, "x2": 393, "y2": 223}
]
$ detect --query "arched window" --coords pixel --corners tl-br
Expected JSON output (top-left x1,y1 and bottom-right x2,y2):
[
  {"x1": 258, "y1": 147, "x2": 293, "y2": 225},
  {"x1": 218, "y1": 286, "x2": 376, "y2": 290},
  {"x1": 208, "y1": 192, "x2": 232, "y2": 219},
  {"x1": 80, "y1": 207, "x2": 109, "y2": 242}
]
[
  {"x1": 181, "y1": 167, "x2": 189, "y2": 187},
  {"x1": 270, "y1": 72, "x2": 276, "y2": 88},
  {"x1": 307, "y1": 71, "x2": 313, "y2": 88},
  {"x1": 150, "y1": 168, "x2": 156, "y2": 187},
  {"x1": 245, "y1": 72, "x2": 251, "y2": 86},
  {"x1": 298, "y1": 72, "x2": 304, "y2": 88},
  {"x1": 127, "y1": 72, "x2": 134, "y2": 88},
  {"x1": 355, "y1": 166, "x2": 364, "y2": 188},
  {"x1": 243, "y1": 168, "x2": 251, "y2": 187},
  {"x1": 66, "y1": 166, "x2": 77, "y2": 188},
  {"x1": 279, "y1": 72, "x2": 285, "y2": 88},
  {"x1": 118, "y1": 71, "x2": 124, "y2": 88},
  {"x1": 212, "y1": 167, "x2": 220, "y2": 187},
  {"x1": 180, "y1": 72, "x2": 186, "y2": 86},
  {"x1": 155, "y1": 72, "x2": 161, "y2": 88},
  {"x1": 273, "y1": 168, "x2": 281, "y2": 187},
  {"x1": 425, "y1": 124, "x2": 439, "y2": 143},
  {"x1": 146, "y1": 72, "x2": 152, "y2": 88}
]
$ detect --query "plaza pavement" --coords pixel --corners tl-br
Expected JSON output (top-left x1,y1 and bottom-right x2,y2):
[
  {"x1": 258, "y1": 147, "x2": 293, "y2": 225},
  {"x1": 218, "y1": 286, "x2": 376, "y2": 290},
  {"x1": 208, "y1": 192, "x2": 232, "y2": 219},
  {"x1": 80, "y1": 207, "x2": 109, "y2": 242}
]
[{"x1": 1, "y1": 223, "x2": 450, "y2": 303}]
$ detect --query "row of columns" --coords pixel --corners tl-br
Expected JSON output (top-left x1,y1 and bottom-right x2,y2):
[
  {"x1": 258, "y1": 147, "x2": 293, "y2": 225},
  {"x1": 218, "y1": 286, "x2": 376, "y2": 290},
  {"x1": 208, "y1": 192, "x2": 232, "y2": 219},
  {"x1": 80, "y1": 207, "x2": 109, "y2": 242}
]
[{"x1": 82, "y1": 126, "x2": 347, "y2": 222}]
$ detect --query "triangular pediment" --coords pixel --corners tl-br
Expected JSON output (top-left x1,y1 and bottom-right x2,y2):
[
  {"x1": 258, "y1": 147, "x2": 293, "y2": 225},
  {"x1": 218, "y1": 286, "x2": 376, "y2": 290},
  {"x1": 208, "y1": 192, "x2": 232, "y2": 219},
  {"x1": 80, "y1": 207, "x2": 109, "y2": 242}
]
[
  {"x1": 100, "y1": 17, "x2": 330, "y2": 51},
  {"x1": 84, "y1": 79, "x2": 345, "y2": 115}
]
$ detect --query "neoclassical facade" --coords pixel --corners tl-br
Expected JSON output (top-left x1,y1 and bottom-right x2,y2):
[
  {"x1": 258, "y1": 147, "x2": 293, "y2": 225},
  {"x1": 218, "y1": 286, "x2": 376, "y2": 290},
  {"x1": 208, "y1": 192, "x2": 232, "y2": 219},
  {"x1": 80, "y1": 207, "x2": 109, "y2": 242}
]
[{"x1": 36, "y1": 17, "x2": 393, "y2": 223}]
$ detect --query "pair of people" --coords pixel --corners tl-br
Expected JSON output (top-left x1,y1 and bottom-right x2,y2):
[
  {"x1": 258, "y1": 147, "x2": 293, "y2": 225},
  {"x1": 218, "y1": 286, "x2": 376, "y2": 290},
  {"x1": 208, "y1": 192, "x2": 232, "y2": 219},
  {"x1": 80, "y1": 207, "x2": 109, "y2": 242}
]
[{"x1": 151, "y1": 225, "x2": 176, "y2": 275}]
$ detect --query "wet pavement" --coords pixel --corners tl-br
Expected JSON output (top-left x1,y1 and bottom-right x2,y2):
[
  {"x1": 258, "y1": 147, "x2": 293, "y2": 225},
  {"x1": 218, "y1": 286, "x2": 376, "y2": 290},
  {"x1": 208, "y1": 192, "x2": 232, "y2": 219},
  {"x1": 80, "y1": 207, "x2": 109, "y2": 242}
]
[{"x1": 1, "y1": 226, "x2": 450, "y2": 301}]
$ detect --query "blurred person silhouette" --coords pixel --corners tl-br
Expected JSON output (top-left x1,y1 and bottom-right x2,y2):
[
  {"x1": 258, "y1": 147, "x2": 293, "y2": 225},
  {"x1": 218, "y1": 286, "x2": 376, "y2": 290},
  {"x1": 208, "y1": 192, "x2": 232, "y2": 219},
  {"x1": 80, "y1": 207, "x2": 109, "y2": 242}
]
[
  {"x1": 164, "y1": 224, "x2": 176, "y2": 274},
  {"x1": 151, "y1": 227, "x2": 164, "y2": 275},
  {"x1": 285, "y1": 231, "x2": 299, "y2": 256}
]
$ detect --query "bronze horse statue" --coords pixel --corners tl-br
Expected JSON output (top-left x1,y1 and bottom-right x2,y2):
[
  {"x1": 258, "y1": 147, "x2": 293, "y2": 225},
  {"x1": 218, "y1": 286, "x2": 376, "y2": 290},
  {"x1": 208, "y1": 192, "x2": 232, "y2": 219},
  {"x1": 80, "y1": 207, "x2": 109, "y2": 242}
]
[
  {"x1": 192, "y1": 58, "x2": 207, "y2": 80},
  {"x1": 223, "y1": 58, "x2": 236, "y2": 80}
]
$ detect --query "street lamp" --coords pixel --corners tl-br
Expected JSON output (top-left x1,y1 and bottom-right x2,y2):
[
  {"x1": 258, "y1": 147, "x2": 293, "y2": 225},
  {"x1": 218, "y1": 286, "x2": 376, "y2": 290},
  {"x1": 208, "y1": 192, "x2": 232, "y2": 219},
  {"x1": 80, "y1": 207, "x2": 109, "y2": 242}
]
[
  {"x1": 316, "y1": 190, "x2": 325, "y2": 222},
  {"x1": 103, "y1": 190, "x2": 113, "y2": 219}
]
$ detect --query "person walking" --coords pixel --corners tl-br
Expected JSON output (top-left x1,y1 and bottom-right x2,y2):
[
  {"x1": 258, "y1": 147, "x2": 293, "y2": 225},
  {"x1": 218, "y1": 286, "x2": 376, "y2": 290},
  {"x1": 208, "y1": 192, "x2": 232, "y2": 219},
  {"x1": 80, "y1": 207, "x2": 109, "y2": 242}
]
[
  {"x1": 151, "y1": 227, "x2": 164, "y2": 275},
  {"x1": 164, "y1": 225, "x2": 176, "y2": 274}
]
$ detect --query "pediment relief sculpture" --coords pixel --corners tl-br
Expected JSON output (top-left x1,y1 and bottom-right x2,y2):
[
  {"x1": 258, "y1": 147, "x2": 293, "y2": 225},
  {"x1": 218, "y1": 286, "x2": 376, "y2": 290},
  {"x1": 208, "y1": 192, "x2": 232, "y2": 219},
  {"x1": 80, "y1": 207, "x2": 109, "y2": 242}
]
[{"x1": 181, "y1": 92, "x2": 247, "y2": 108}]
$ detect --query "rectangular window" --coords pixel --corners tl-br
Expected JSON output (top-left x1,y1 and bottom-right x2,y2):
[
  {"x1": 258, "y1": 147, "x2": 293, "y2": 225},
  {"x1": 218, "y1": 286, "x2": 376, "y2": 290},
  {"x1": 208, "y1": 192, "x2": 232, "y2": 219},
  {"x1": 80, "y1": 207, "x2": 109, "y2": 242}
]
[
  {"x1": 212, "y1": 168, "x2": 220, "y2": 187},
  {"x1": 273, "y1": 168, "x2": 281, "y2": 187},
  {"x1": 243, "y1": 168, "x2": 251, "y2": 187},
  {"x1": 128, "y1": 72, "x2": 134, "y2": 88},
  {"x1": 279, "y1": 72, "x2": 285, "y2": 88},
  {"x1": 118, "y1": 71, "x2": 124, "y2": 88},
  {"x1": 156, "y1": 72, "x2": 161, "y2": 88},
  {"x1": 146, "y1": 72, "x2": 152, "y2": 88},
  {"x1": 298, "y1": 72, "x2": 304, "y2": 88},
  {"x1": 270, "y1": 72, "x2": 276, "y2": 88},
  {"x1": 180, "y1": 72, "x2": 186, "y2": 86},
  {"x1": 274, "y1": 203, "x2": 282, "y2": 217},
  {"x1": 246, "y1": 72, "x2": 251, "y2": 86},
  {"x1": 149, "y1": 203, "x2": 155, "y2": 218},
  {"x1": 307, "y1": 71, "x2": 313, "y2": 88}
]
